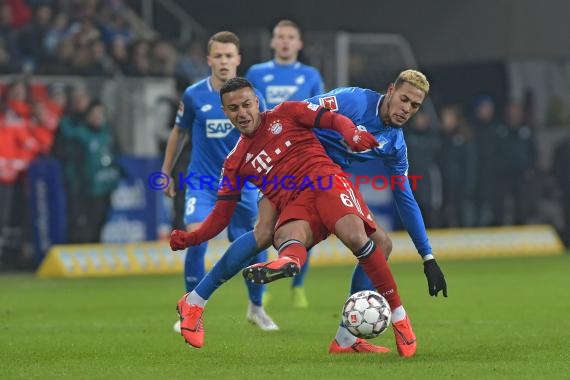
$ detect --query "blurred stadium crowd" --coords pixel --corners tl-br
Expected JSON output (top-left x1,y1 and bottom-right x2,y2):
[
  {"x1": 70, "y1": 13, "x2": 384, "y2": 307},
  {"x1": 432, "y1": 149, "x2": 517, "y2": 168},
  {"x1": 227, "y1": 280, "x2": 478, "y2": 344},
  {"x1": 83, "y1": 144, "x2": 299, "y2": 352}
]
[
  {"x1": 0, "y1": 0, "x2": 568, "y2": 270},
  {"x1": 0, "y1": 0, "x2": 208, "y2": 79}
]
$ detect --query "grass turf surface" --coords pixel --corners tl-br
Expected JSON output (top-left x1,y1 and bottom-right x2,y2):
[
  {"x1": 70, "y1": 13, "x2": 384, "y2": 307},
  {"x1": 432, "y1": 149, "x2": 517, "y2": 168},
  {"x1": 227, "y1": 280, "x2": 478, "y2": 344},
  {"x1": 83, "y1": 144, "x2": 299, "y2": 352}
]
[{"x1": 1, "y1": 254, "x2": 569, "y2": 379}]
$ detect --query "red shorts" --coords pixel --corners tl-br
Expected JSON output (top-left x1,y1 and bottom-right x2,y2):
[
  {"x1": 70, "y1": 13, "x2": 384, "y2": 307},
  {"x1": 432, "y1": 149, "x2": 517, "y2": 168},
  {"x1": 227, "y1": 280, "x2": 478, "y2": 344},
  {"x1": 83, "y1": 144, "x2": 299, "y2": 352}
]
[{"x1": 275, "y1": 174, "x2": 377, "y2": 246}]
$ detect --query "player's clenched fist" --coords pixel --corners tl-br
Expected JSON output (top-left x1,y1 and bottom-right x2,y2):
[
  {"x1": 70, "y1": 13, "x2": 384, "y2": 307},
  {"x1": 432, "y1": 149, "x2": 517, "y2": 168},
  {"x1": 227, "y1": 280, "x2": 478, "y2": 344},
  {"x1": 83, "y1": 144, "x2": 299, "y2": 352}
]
[
  {"x1": 170, "y1": 230, "x2": 197, "y2": 250},
  {"x1": 346, "y1": 130, "x2": 379, "y2": 152}
]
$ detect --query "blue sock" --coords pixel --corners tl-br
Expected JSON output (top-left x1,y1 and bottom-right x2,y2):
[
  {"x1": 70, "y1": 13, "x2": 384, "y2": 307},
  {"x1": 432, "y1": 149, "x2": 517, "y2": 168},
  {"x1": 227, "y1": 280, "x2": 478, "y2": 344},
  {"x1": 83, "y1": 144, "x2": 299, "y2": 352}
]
[
  {"x1": 291, "y1": 249, "x2": 311, "y2": 288},
  {"x1": 184, "y1": 243, "x2": 208, "y2": 292},
  {"x1": 195, "y1": 230, "x2": 262, "y2": 301},
  {"x1": 350, "y1": 263, "x2": 375, "y2": 294}
]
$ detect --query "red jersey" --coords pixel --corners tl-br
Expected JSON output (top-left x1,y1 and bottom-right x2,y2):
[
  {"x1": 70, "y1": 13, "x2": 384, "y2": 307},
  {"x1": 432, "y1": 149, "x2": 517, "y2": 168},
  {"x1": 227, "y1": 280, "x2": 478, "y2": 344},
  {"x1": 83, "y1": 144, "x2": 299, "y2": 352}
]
[
  {"x1": 184, "y1": 100, "x2": 365, "y2": 245},
  {"x1": 219, "y1": 101, "x2": 342, "y2": 211}
]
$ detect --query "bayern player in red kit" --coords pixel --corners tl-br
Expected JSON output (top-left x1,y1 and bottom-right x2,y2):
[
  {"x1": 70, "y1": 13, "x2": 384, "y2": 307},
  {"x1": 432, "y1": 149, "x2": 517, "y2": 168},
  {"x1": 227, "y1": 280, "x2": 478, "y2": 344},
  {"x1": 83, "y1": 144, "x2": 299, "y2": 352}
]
[{"x1": 170, "y1": 77, "x2": 416, "y2": 355}]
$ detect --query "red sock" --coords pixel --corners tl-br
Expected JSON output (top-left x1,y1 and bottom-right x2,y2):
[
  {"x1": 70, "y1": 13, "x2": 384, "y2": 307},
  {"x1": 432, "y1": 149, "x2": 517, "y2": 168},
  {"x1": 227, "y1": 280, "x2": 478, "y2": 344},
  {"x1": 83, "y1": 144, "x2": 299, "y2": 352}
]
[
  {"x1": 277, "y1": 240, "x2": 308, "y2": 267},
  {"x1": 356, "y1": 240, "x2": 402, "y2": 309}
]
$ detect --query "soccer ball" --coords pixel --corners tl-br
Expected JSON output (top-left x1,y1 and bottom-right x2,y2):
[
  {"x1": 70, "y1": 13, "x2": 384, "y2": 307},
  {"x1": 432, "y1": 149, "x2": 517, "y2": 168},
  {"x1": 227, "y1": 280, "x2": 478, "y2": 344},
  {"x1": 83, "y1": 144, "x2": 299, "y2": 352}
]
[{"x1": 341, "y1": 290, "x2": 391, "y2": 339}]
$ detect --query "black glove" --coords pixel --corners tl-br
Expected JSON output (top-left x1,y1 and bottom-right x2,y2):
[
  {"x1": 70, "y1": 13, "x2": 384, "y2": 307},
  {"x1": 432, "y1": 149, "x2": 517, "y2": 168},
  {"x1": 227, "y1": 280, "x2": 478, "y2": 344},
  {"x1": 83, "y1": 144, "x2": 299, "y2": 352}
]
[{"x1": 423, "y1": 258, "x2": 447, "y2": 297}]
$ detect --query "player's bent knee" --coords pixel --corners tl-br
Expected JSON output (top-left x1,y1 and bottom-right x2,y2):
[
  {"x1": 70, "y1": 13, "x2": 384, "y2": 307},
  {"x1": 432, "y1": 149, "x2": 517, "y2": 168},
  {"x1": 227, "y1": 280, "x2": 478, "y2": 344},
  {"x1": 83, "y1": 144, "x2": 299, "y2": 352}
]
[
  {"x1": 370, "y1": 229, "x2": 392, "y2": 259},
  {"x1": 334, "y1": 215, "x2": 370, "y2": 252},
  {"x1": 384, "y1": 236, "x2": 393, "y2": 258},
  {"x1": 273, "y1": 221, "x2": 312, "y2": 248},
  {"x1": 253, "y1": 223, "x2": 273, "y2": 250},
  {"x1": 378, "y1": 234, "x2": 393, "y2": 259},
  {"x1": 340, "y1": 231, "x2": 370, "y2": 252}
]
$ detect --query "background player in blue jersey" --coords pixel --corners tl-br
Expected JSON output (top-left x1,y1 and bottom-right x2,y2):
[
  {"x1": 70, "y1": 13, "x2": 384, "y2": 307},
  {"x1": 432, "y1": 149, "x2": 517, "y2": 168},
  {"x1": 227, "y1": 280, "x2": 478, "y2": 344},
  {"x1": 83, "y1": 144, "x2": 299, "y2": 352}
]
[
  {"x1": 246, "y1": 19, "x2": 325, "y2": 307},
  {"x1": 173, "y1": 70, "x2": 447, "y2": 355},
  {"x1": 160, "y1": 31, "x2": 278, "y2": 334},
  {"x1": 246, "y1": 19, "x2": 324, "y2": 110}
]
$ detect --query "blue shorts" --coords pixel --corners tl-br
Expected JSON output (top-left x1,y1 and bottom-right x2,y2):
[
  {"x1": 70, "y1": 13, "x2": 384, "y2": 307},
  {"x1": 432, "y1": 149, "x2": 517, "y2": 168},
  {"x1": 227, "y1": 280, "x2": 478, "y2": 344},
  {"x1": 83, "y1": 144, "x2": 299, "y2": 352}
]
[{"x1": 184, "y1": 186, "x2": 260, "y2": 241}]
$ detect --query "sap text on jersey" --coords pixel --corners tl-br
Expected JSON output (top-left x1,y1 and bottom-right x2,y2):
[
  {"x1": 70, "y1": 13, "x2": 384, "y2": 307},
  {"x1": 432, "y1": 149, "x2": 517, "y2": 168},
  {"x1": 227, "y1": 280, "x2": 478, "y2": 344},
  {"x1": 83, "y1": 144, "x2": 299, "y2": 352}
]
[
  {"x1": 206, "y1": 119, "x2": 235, "y2": 138},
  {"x1": 266, "y1": 86, "x2": 298, "y2": 104}
]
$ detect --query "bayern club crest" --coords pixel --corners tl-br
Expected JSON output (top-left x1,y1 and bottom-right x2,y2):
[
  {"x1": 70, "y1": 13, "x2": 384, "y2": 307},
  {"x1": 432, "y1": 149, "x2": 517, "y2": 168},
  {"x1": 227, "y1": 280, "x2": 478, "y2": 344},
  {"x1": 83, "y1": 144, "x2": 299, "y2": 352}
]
[{"x1": 270, "y1": 121, "x2": 283, "y2": 135}]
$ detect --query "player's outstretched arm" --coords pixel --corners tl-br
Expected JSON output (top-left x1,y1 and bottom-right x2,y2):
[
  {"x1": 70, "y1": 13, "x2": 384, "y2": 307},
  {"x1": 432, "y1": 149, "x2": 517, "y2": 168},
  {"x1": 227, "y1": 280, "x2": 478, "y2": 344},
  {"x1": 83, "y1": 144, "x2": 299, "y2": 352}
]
[
  {"x1": 170, "y1": 199, "x2": 238, "y2": 250},
  {"x1": 314, "y1": 106, "x2": 378, "y2": 152},
  {"x1": 287, "y1": 101, "x2": 378, "y2": 152},
  {"x1": 388, "y1": 163, "x2": 448, "y2": 297}
]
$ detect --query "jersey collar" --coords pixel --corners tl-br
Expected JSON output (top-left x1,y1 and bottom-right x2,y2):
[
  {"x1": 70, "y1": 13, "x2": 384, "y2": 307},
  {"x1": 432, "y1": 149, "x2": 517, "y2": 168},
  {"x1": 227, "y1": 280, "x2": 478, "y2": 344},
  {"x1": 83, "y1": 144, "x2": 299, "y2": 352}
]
[
  {"x1": 206, "y1": 77, "x2": 215, "y2": 93},
  {"x1": 377, "y1": 94, "x2": 389, "y2": 129},
  {"x1": 376, "y1": 94, "x2": 383, "y2": 118},
  {"x1": 272, "y1": 60, "x2": 301, "y2": 69}
]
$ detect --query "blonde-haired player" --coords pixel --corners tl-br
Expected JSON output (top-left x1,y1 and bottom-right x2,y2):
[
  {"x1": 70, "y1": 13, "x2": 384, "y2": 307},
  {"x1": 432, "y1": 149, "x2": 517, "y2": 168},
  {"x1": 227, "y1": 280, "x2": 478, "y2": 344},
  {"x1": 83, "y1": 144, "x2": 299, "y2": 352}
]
[{"x1": 174, "y1": 70, "x2": 447, "y2": 356}]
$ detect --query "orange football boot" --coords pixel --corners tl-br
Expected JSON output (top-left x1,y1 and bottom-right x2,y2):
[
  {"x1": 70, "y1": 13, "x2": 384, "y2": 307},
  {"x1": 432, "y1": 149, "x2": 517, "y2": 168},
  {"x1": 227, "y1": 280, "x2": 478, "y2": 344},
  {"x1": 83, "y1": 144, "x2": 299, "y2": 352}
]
[
  {"x1": 176, "y1": 293, "x2": 205, "y2": 348},
  {"x1": 242, "y1": 256, "x2": 300, "y2": 284},
  {"x1": 328, "y1": 338, "x2": 391, "y2": 354},
  {"x1": 392, "y1": 315, "x2": 417, "y2": 357}
]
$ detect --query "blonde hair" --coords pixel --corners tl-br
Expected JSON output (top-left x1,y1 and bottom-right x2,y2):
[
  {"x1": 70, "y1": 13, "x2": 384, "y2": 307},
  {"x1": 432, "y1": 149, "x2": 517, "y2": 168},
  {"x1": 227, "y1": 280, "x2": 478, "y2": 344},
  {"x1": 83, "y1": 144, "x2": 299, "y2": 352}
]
[
  {"x1": 273, "y1": 19, "x2": 301, "y2": 35},
  {"x1": 395, "y1": 69, "x2": 430, "y2": 94},
  {"x1": 207, "y1": 31, "x2": 240, "y2": 54}
]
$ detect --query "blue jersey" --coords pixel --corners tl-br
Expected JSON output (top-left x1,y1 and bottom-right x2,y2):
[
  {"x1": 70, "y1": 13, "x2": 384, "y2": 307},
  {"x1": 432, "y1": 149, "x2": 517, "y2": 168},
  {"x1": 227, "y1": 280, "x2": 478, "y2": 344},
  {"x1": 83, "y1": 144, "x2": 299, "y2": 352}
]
[
  {"x1": 246, "y1": 60, "x2": 324, "y2": 109},
  {"x1": 175, "y1": 77, "x2": 267, "y2": 180},
  {"x1": 306, "y1": 87, "x2": 433, "y2": 256}
]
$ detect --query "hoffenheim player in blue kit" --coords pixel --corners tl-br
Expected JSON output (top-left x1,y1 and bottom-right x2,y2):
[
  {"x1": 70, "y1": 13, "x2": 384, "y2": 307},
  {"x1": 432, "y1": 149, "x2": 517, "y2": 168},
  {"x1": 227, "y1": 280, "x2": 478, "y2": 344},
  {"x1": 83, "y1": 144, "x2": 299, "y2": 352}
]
[
  {"x1": 160, "y1": 31, "x2": 278, "y2": 338},
  {"x1": 246, "y1": 20, "x2": 325, "y2": 307},
  {"x1": 246, "y1": 20, "x2": 324, "y2": 110},
  {"x1": 174, "y1": 70, "x2": 447, "y2": 355}
]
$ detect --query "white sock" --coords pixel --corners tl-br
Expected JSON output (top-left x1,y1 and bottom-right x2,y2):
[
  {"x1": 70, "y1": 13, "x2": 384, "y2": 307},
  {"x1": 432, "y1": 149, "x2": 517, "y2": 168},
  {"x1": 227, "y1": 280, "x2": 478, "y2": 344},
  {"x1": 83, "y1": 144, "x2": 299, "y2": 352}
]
[
  {"x1": 391, "y1": 305, "x2": 406, "y2": 323},
  {"x1": 186, "y1": 291, "x2": 207, "y2": 308},
  {"x1": 334, "y1": 325, "x2": 358, "y2": 347},
  {"x1": 249, "y1": 302, "x2": 264, "y2": 314}
]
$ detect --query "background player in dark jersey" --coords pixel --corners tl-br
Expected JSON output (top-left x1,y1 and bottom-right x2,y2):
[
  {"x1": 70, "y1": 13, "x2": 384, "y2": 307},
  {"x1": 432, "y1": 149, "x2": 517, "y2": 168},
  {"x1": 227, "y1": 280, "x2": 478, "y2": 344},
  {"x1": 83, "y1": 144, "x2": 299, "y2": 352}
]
[
  {"x1": 160, "y1": 32, "x2": 278, "y2": 334},
  {"x1": 170, "y1": 77, "x2": 415, "y2": 356},
  {"x1": 246, "y1": 19, "x2": 325, "y2": 307}
]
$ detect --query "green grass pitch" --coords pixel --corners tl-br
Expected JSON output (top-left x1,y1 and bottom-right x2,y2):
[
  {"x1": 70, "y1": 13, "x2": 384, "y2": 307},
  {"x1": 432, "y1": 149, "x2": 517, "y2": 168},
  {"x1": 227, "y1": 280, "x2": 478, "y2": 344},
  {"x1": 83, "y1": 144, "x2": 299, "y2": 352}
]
[{"x1": 1, "y1": 254, "x2": 569, "y2": 379}]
